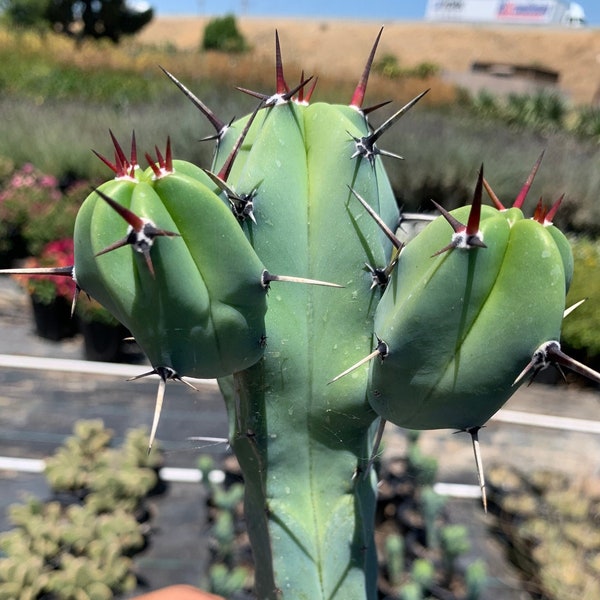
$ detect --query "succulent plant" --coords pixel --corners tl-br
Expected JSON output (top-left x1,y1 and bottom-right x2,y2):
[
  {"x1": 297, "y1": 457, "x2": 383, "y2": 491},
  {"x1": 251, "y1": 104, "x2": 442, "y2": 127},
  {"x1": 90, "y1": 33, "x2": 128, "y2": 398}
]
[
  {"x1": 0, "y1": 422, "x2": 155, "y2": 599},
  {"x1": 1, "y1": 28, "x2": 599, "y2": 599}
]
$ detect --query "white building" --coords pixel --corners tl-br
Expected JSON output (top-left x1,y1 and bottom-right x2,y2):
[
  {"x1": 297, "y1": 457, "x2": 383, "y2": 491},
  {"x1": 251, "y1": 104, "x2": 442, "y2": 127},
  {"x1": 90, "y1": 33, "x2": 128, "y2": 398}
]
[{"x1": 425, "y1": 1, "x2": 586, "y2": 26}]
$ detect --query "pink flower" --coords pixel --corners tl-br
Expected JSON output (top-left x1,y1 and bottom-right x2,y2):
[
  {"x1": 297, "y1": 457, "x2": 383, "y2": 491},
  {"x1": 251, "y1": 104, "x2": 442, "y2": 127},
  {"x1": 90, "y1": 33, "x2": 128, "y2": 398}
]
[{"x1": 40, "y1": 175, "x2": 59, "y2": 188}]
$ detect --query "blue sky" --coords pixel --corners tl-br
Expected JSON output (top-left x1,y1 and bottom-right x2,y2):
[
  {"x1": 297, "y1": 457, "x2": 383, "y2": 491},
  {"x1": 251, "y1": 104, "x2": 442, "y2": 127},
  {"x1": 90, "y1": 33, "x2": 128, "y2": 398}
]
[{"x1": 148, "y1": 1, "x2": 600, "y2": 25}]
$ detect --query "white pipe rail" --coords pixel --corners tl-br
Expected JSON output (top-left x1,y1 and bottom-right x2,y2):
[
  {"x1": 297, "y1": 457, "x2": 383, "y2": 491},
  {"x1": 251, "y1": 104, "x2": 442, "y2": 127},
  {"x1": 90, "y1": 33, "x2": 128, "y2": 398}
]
[
  {"x1": 0, "y1": 353, "x2": 597, "y2": 499},
  {"x1": 0, "y1": 353, "x2": 597, "y2": 433}
]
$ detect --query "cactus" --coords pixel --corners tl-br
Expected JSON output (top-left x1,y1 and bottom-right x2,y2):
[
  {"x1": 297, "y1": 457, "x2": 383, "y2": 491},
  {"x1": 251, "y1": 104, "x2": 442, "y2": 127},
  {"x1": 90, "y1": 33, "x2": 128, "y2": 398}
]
[
  {"x1": 0, "y1": 422, "x2": 156, "y2": 598},
  {"x1": 1, "y1": 29, "x2": 600, "y2": 599}
]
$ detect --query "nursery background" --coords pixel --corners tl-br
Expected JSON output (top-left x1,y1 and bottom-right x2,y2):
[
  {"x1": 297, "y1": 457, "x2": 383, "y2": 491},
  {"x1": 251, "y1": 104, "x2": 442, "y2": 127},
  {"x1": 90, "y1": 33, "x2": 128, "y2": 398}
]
[{"x1": 0, "y1": 2, "x2": 599, "y2": 599}]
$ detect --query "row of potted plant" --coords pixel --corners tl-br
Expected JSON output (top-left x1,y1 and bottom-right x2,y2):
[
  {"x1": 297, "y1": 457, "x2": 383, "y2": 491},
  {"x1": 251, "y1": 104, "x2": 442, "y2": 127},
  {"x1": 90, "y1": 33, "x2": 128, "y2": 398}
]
[
  {"x1": 0, "y1": 161, "x2": 140, "y2": 361},
  {"x1": 0, "y1": 162, "x2": 84, "y2": 264},
  {"x1": 18, "y1": 241, "x2": 134, "y2": 361}
]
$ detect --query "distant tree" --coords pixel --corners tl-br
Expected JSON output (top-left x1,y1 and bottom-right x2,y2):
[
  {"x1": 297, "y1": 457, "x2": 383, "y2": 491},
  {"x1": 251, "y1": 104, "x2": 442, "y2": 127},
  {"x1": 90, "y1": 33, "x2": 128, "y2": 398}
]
[
  {"x1": 202, "y1": 14, "x2": 249, "y2": 53},
  {"x1": 0, "y1": 0, "x2": 51, "y2": 29},
  {"x1": 44, "y1": 0, "x2": 154, "y2": 43}
]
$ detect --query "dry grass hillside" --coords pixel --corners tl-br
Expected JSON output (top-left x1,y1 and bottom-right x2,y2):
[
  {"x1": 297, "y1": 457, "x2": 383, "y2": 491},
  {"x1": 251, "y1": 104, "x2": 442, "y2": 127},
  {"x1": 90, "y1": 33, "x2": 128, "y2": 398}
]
[{"x1": 137, "y1": 16, "x2": 600, "y2": 106}]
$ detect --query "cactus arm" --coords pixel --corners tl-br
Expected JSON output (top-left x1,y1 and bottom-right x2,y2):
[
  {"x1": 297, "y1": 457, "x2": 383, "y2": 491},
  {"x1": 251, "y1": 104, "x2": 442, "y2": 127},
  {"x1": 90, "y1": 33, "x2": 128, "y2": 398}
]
[
  {"x1": 74, "y1": 172, "x2": 268, "y2": 379},
  {"x1": 369, "y1": 207, "x2": 568, "y2": 430}
]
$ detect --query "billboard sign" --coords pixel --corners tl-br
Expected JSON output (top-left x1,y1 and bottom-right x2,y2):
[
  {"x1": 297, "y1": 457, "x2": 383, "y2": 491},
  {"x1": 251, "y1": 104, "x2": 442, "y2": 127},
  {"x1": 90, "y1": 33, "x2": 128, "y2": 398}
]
[
  {"x1": 497, "y1": 2, "x2": 558, "y2": 23},
  {"x1": 425, "y1": 1, "x2": 498, "y2": 22},
  {"x1": 425, "y1": 0, "x2": 568, "y2": 24}
]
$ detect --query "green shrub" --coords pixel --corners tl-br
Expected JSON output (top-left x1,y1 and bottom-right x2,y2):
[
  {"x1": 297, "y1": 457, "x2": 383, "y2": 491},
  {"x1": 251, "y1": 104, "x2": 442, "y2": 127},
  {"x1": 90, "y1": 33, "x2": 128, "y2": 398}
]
[
  {"x1": 562, "y1": 236, "x2": 600, "y2": 358},
  {"x1": 373, "y1": 54, "x2": 440, "y2": 79},
  {"x1": 574, "y1": 106, "x2": 600, "y2": 140},
  {"x1": 202, "y1": 14, "x2": 248, "y2": 53},
  {"x1": 373, "y1": 53, "x2": 402, "y2": 78},
  {"x1": 411, "y1": 61, "x2": 440, "y2": 79}
]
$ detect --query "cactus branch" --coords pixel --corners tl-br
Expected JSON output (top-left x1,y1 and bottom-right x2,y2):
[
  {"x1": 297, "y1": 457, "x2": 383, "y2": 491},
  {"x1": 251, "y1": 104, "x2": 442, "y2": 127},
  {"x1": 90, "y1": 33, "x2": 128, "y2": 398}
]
[{"x1": 25, "y1": 29, "x2": 589, "y2": 597}]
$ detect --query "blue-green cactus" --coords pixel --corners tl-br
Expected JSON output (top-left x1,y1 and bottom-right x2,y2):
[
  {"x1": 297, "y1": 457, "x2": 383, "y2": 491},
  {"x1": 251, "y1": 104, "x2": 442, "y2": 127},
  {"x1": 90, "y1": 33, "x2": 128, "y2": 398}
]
[
  {"x1": 367, "y1": 167, "x2": 572, "y2": 431},
  {"x1": 1, "y1": 29, "x2": 599, "y2": 600}
]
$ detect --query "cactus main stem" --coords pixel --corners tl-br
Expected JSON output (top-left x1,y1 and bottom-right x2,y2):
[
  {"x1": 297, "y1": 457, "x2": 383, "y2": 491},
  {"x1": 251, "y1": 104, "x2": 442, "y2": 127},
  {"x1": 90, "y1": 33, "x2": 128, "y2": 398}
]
[
  {"x1": 213, "y1": 96, "x2": 399, "y2": 599},
  {"x1": 220, "y1": 343, "x2": 379, "y2": 599}
]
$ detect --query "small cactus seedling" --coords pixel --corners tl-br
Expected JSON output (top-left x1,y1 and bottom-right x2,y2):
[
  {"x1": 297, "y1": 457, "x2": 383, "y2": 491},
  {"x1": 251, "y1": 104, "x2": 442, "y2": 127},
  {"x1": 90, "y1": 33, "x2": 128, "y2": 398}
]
[{"x1": 2, "y1": 29, "x2": 599, "y2": 600}]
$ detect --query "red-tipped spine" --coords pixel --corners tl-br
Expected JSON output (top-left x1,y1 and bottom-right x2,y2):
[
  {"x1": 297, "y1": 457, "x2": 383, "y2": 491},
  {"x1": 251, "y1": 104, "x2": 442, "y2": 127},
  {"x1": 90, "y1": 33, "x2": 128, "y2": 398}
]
[
  {"x1": 274, "y1": 30, "x2": 288, "y2": 95},
  {"x1": 482, "y1": 178, "x2": 506, "y2": 210},
  {"x1": 110, "y1": 130, "x2": 128, "y2": 168},
  {"x1": 95, "y1": 188, "x2": 145, "y2": 232},
  {"x1": 160, "y1": 67, "x2": 227, "y2": 139},
  {"x1": 544, "y1": 194, "x2": 563, "y2": 225},
  {"x1": 532, "y1": 198, "x2": 546, "y2": 224},
  {"x1": 93, "y1": 132, "x2": 137, "y2": 179},
  {"x1": 145, "y1": 152, "x2": 162, "y2": 179},
  {"x1": 164, "y1": 137, "x2": 173, "y2": 172},
  {"x1": 350, "y1": 27, "x2": 383, "y2": 109},
  {"x1": 466, "y1": 166, "x2": 484, "y2": 236},
  {"x1": 130, "y1": 131, "x2": 138, "y2": 169},
  {"x1": 513, "y1": 151, "x2": 544, "y2": 209}
]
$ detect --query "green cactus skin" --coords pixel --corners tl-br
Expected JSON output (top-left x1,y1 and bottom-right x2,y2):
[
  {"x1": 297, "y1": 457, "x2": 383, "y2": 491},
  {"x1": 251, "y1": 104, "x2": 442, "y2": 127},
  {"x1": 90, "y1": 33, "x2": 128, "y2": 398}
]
[
  {"x1": 368, "y1": 201, "x2": 571, "y2": 430},
  {"x1": 73, "y1": 159, "x2": 268, "y2": 380}
]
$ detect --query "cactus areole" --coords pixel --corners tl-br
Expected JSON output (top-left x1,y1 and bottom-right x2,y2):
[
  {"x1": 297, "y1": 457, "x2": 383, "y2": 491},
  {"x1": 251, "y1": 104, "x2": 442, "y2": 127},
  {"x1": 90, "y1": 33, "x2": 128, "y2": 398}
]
[{"x1": 2, "y1": 29, "x2": 599, "y2": 600}]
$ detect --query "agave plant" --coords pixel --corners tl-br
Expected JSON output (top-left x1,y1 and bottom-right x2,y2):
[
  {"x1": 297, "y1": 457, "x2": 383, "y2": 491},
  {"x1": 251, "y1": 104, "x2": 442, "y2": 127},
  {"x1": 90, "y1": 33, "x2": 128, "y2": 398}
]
[{"x1": 2, "y1": 30, "x2": 598, "y2": 599}]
